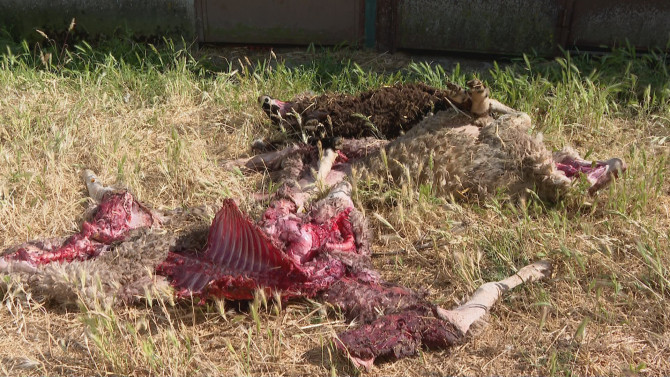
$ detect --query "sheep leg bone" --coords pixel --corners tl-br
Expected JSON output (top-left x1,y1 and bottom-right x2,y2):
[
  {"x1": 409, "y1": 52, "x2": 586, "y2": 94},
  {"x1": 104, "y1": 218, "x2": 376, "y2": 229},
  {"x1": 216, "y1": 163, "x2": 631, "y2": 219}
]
[
  {"x1": 288, "y1": 148, "x2": 340, "y2": 209},
  {"x1": 437, "y1": 260, "x2": 552, "y2": 334},
  {"x1": 224, "y1": 144, "x2": 302, "y2": 172},
  {"x1": 315, "y1": 148, "x2": 338, "y2": 186},
  {"x1": 488, "y1": 99, "x2": 517, "y2": 115},
  {"x1": 299, "y1": 147, "x2": 338, "y2": 191}
]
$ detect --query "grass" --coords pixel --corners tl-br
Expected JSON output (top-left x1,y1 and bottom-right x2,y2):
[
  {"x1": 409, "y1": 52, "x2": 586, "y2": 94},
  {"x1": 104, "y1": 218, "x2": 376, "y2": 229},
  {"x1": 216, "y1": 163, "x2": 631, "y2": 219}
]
[{"x1": 1, "y1": 33, "x2": 669, "y2": 375}]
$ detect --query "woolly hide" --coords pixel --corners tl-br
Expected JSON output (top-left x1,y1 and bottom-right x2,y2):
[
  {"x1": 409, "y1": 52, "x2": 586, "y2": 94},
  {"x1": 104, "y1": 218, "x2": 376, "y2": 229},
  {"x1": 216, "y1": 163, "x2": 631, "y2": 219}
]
[
  {"x1": 359, "y1": 111, "x2": 608, "y2": 202},
  {"x1": 268, "y1": 82, "x2": 461, "y2": 139}
]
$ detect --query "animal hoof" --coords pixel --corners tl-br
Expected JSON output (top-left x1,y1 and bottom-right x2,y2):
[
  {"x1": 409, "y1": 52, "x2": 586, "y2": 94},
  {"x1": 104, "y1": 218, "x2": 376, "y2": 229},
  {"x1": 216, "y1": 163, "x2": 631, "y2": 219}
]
[
  {"x1": 587, "y1": 157, "x2": 626, "y2": 195},
  {"x1": 466, "y1": 79, "x2": 486, "y2": 93},
  {"x1": 523, "y1": 260, "x2": 553, "y2": 280}
]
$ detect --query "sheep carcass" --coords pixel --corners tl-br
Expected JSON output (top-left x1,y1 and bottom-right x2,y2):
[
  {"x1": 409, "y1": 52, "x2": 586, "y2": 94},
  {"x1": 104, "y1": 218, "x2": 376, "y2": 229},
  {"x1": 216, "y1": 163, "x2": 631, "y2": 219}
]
[
  {"x1": 360, "y1": 111, "x2": 626, "y2": 201},
  {"x1": 1, "y1": 157, "x2": 550, "y2": 370},
  {"x1": 258, "y1": 80, "x2": 514, "y2": 141},
  {"x1": 257, "y1": 79, "x2": 624, "y2": 201},
  {"x1": 244, "y1": 115, "x2": 624, "y2": 203}
]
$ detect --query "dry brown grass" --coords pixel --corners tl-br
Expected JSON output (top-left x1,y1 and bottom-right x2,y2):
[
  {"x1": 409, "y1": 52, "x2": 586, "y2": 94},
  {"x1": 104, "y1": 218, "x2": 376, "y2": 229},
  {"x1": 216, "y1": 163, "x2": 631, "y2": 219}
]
[{"x1": 1, "y1": 44, "x2": 669, "y2": 376}]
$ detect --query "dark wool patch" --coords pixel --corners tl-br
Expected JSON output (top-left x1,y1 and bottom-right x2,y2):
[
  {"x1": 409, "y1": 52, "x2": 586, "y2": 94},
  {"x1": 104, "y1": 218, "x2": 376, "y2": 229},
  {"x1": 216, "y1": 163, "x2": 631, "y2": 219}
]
[{"x1": 281, "y1": 83, "x2": 464, "y2": 139}]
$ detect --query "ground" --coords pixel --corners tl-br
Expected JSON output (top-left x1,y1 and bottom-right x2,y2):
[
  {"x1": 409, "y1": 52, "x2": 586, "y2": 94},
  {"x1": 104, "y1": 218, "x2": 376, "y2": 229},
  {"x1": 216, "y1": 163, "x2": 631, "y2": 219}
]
[{"x1": 0, "y1": 40, "x2": 669, "y2": 375}]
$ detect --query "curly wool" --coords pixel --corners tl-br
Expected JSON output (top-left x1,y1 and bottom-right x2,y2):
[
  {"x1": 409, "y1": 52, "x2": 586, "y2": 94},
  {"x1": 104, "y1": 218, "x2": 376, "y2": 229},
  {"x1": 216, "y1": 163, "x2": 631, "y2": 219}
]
[
  {"x1": 278, "y1": 83, "x2": 460, "y2": 139},
  {"x1": 10, "y1": 229, "x2": 174, "y2": 307},
  {"x1": 359, "y1": 110, "x2": 576, "y2": 202}
]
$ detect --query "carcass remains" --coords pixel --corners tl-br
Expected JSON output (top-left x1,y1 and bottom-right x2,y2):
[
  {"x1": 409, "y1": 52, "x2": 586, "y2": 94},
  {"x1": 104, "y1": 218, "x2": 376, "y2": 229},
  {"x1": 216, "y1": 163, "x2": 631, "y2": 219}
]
[
  {"x1": 0, "y1": 151, "x2": 550, "y2": 367},
  {"x1": 253, "y1": 86, "x2": 625, "y2": 202},
  {"x1": 1, "y1": 80, "x2": 624, "y2": 369},
  {"x1": 258, "y1": 79, "x2": 515, "y2": 142},
  {"x1": 1, "y1": 163, "x2": 550, "y2": 369}
]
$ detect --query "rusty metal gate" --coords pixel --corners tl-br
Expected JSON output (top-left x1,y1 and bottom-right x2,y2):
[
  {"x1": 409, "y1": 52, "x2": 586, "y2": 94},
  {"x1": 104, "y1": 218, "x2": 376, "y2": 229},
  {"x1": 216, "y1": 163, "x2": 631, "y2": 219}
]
[
  {"x1": 196, "y1": 0, "x2": 670, "y2": 54},
  {"x1": 2, "y1": 0, "x2": 668, "y2": 54},
  {"x1": 195, "y1": 0, "x2": 365, "y2": 45}
]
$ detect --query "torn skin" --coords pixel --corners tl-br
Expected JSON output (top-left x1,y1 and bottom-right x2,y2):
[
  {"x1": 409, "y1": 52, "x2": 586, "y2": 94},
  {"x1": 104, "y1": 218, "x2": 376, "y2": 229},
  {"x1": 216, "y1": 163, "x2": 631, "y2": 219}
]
[
  {"x1": 3, "y1": 191, "x2": 156, "y2": 267},
  {"x1": 554, "y1": 156, "x2": 626, "y2": 194},
  {"x1": 334, "y1": 307, "x2": 463, "y2": 370},
  {"x1": 2, "y1": 165, "x2": 552, "y2": 370}
]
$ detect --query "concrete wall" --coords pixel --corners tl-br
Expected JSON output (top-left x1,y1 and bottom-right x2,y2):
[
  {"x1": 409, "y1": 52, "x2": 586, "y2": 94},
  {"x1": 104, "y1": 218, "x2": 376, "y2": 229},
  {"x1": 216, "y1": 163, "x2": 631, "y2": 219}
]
[
  {"x1": 568, "y1": 0, "x2": 670, "y2": 49},
  {"x1": 0, "y1": 0, "x2": 196, "y2": 42}
]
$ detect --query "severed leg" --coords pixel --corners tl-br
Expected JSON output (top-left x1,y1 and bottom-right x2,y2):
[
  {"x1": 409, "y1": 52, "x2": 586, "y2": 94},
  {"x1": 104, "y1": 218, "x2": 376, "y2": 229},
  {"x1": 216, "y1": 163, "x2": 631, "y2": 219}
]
[
  {"x1": 335, "y1": 261, "x2": 553, "y2": 370},
  {"x1": 467, "y1": 79, "x2": 517, "y2": 117},
  {"x1": 436, "y1": 260, "x2": 552, "y2": 334},
  {"x1": 1, "y1": 171, "x2": 156, "y2": 271}
]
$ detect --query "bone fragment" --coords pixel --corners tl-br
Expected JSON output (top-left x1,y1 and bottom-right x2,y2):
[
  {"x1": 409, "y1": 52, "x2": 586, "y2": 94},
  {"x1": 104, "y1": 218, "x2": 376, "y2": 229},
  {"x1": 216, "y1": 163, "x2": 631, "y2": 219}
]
[
  {"x1": 488, "y1": 99, "x2": 518, "y2": 115},
  {"x1": 437, "y1": 260, "x2": 552, "y2": 334},
  {"x1": 81, "y1": 169, "x2": 115, "y2": 202},
  {"x1": 315, "y1": 148, "x2": 338, "y2": 186}
]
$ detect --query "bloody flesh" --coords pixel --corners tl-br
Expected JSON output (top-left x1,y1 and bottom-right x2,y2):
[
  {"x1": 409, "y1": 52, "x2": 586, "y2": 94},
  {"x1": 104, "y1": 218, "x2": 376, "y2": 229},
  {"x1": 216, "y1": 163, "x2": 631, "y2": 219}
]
[
  {"x1": 1, "y1": 146, "x2": 616, "y2": 368},
  {"x1": 5, "y1": 191, "x2": 155, "y2": 266},
  {"x1": 157, "y1": 197, "x2": 356, "y2": 301}
]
